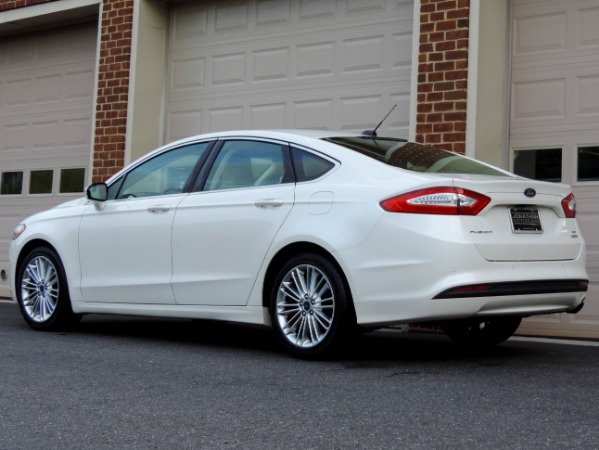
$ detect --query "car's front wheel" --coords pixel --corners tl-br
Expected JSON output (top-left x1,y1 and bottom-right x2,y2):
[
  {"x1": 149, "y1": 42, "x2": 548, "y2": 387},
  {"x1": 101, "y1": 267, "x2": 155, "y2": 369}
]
[
  {"x1": 442, "y1": 316, "x2": 522, "y2": 347},
  {"x1": 16, "y1": 246, "x2": 80, "y2": 330},
  {"x1": 269, "y1": 253, "x2": 355, "y2": 359}
]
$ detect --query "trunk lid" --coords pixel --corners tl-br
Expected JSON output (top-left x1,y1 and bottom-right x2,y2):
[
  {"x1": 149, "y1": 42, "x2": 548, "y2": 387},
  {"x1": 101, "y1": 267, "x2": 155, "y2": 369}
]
[{"x1": 453, "y1": 176, "x2": 583, "y2": 262}]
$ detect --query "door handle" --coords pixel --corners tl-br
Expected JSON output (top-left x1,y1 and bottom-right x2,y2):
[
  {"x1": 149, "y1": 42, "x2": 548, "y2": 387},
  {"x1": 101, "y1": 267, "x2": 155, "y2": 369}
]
[
  {"x1": 254, "y1": 199, "x2": 284, "y2": 208},
  {"x1": 147, "y1": 205, "x2": 171, "y2": 214}
]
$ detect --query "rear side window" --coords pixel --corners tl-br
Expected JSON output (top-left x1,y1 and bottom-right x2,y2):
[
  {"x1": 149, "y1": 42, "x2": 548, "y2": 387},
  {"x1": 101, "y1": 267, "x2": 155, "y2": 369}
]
[
  {"x1": 291, "y1": 148, "x2": 334, "y2": 182},
  {"x1": 204, "y1": 140, "x2": 289, "y2": 191},
  {"x1": 324, "y1": 137, "x2": 506, "y2": 176}
]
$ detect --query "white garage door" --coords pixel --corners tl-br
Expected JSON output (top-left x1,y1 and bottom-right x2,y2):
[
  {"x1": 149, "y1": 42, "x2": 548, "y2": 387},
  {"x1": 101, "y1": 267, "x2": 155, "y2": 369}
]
[
  {"x1": 0, "y1": 23, "x2": 97, "y2": 298},
  {"x1": 165, "y1": 0, "x2": 413, "y2": 143},
  {"x1": 510, "y1": 0, "x2": 599, "y2": 338}
]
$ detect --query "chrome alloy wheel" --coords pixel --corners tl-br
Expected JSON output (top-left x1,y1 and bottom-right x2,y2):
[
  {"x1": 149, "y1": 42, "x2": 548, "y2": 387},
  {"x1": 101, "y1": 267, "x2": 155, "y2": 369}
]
[
  {"x1": 20, "y1": 255, "x2": 59, "y2": 323},
  {"x1": 275, "y1": 264, "x2": 335, "y2": 348}
]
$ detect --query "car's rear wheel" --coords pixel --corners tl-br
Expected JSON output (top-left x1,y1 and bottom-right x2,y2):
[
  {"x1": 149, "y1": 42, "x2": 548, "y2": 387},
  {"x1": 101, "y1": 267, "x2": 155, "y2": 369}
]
[
  {"x1": 442, "y1": 316, "x2": 522, "y2": 347},
  {"x1": 269, "y1": 253, "x2": 354, "y2": 359},
  {"x1": 16, "y1": 247, "x2": 80, "y2": 330}
]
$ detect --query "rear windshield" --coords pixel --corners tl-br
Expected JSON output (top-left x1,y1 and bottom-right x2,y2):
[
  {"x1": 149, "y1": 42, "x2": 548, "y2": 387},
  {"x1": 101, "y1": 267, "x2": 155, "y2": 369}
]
[{"x1": 324, "y1": 137, "x2": 506, "y2": 176}]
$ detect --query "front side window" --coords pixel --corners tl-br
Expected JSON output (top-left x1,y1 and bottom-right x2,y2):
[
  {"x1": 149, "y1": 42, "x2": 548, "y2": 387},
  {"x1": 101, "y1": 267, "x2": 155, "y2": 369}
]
[
  {"x1": 513, "y1": 148, "x2": 562, "y2": 182},
  {"x1": 325, "y1": 137, "x2": 506, "y2": 176},
  {"x1": 204, "y1": 140, "x2": 289, "y2": 191},
  {"x1": 116, "y1": 142, "x2": 210, "y2": 199}
]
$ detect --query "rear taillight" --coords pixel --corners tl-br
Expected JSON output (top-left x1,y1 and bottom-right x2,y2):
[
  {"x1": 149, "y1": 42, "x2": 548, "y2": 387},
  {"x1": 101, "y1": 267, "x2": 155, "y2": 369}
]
[
  {"x1": 561, "y1": 193, "x2": 576, "y2": 218},
  {"x1": 380, "y1": 187, "x2": 490, "y2": 216}
]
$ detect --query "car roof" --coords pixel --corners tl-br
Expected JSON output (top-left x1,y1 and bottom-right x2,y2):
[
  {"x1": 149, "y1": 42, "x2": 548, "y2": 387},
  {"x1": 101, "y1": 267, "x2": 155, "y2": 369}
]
[
  {"x1": 171, "y1": 129, "x2": 365, "y2": 144},
  {"x1": 106, "y1": 129, "x2": 406, "y2": 184}
]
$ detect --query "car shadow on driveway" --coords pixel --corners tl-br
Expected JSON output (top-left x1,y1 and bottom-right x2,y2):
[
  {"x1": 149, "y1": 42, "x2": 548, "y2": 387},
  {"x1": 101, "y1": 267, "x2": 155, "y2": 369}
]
[{"x1": 62, "y1": 314, "x2": 548, "y2": 365}]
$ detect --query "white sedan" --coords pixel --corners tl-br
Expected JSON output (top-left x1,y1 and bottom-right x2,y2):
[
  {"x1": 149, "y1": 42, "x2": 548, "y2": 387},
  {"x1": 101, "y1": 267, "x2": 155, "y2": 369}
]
[{"x1": 9, "y1": 130, "x2": 588, "y2": 358}]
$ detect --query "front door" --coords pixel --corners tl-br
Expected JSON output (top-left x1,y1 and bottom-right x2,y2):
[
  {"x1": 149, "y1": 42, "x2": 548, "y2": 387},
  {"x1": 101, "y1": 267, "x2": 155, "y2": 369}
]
[{"x1": 79, "y1": 142, "x2": 211, "y2": 303}]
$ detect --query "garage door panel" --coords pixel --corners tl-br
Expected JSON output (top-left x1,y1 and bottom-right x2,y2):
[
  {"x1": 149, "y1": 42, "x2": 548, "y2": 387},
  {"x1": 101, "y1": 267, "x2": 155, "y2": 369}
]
[
  {"x1": 0, "y1": 66, "x2": 94, "y2": 116},
  {"x1": 168, "y1": 25, "x2": 408, "y2": 103},
  {"x1": 171, "y1": 0, "x2": 408, "y2": 47},
  {"x1": 578, "y1": 4, "x2": 599, "y2": 48},
  {"x1": 577, "y1": 74, "x2": 599, "y2": 116},
  {"x1": 166, "y1": 81, "x2": 407, "y2": 141},
  {"x1": 0, "y1": 23, "x2": 96, "y2": 298},
  {"x1": 512, "y1": 0, "x2": 599, "y2": 338},
  {"x1": 166, "y1": 0, "x2": 412, "y2": 140}
]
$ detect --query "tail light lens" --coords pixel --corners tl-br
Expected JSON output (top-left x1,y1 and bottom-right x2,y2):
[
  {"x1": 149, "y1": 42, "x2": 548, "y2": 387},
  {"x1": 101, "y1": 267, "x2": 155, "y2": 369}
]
[
  {"x1": 561, "y1": 193, "x2": 576, "y2": 218},
  {"x1": 380, "y1": 187, "x2": 490, "y2": 216}
]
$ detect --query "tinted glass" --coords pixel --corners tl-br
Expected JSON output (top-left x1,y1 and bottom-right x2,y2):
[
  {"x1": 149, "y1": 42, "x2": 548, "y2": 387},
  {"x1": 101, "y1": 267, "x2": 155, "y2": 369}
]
[
  {"x1": 60, "y1": 168, "x2": 86, "y2": 193},
  {"x1": 29, "y1": 170, "x2": 54, "y2": 194},
  {"x1": 291, "y1": 148, "x2": 335, "y2": 182},
  {"x1": 1, "y1": 172, "x2": 23, "y2": 195},
  {"x1": 578, "y1": 146, "x2": 599, "y2": 182},
  {"x1": 117, "y1": 142, "x2": 209, "y2": 199},
  {"x1": 204, "y1": 140, "x2": 287, "y2": 191},
  {"x1": 325, "y1": 137, "x2": 505, "y2": 176},
  {"x1": 513, "y1": 148, "x2": 562, "y2": 182}
]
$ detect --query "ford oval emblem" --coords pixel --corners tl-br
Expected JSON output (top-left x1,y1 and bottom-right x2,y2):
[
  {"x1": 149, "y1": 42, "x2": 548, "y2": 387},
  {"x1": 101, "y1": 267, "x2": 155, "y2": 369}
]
[{"x1": 524, "y1": 188, "x2": 536, "y2": 198}]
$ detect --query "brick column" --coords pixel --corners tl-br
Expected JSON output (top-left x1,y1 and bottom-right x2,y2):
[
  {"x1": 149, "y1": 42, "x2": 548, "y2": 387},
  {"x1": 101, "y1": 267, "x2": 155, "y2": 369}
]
[
  {"x1": 416, "y1": 0, "x2": 470, "y2": 153},
  {"x1": 0, "y1": 0, "x2": 53, "y2": 10},
  {"x1": 92, "y1": 0, "x2": 134, "y2": 183}
]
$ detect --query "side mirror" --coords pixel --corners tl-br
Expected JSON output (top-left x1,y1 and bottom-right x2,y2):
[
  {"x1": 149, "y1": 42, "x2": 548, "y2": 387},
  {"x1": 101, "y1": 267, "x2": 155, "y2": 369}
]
[{"x1": 86, "y1": 182, "x2": 108, "y2": 202}]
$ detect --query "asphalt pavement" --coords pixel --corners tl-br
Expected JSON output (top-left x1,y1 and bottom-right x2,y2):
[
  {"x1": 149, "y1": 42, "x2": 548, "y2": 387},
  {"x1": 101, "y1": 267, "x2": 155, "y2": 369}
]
[{"x1": 1, "y1": 301, "x2": 598, "y2": 449}]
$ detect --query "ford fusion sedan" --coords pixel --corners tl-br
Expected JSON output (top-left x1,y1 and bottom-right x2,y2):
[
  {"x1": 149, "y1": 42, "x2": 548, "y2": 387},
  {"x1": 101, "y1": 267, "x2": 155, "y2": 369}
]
[{"x1": 9, "y1": 130, "x2": 588, "y2": 358}]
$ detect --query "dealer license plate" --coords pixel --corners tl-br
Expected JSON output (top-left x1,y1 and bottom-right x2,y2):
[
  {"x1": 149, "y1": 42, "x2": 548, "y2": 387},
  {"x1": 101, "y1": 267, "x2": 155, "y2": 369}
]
[{"x1": 509, "y1": 206, "x2": 543, "y2": 233}]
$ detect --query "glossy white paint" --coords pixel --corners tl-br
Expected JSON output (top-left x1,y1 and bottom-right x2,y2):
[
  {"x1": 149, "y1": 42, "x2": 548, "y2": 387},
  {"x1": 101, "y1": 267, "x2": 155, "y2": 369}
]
[
  {"x1": 171, "y1": 184, "x2": 294, "y2": 305},
  {"x1": 79, "y1": 194, "x2": 183, "y2": 304},
  {"x1": 9, "y1": 130, "x2": 589, "y2": 330}
]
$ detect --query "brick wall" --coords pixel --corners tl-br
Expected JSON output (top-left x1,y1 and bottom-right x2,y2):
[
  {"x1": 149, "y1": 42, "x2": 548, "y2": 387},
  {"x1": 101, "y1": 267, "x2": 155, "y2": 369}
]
[
  {"x1": 0, "y1": 0, "x2": 53, "y2": 11},
  {"x1": 93, "y1": 0, "x2": 134, "y2": 183},
  {"x1": 417, "y1": 0, "x2": 470, "y2": 153},
  {"x1": 1, "y1": 0, "x2": 134, "y2": 183}
]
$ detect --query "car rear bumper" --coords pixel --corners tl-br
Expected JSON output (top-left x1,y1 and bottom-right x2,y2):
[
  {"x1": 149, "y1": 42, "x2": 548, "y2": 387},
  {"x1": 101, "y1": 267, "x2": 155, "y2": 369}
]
[
  {"x1": 336, "y1": 213, "x2": 589, "y2": 326},
  {"x1": 353, "y1": 290, "x2": 587, "y2": 327}
]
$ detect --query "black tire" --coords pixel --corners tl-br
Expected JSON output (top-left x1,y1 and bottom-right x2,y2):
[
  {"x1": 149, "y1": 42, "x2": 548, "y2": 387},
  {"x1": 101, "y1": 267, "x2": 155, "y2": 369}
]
[
  {"x1": 269, "y1": 252, "x2": 355, "y2": 359},
  {"x1": 16, "y1": 246, "x2": 80, "y2": 330},
  {"x1": 442, "y1": 316, "x2": 522, "y2": 347}
]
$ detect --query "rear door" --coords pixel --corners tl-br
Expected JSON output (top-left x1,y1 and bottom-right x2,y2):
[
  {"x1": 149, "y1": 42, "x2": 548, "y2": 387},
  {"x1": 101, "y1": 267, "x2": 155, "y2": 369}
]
[{"x1": 171, "y1": 139, "x2": 294, "y2": 306}]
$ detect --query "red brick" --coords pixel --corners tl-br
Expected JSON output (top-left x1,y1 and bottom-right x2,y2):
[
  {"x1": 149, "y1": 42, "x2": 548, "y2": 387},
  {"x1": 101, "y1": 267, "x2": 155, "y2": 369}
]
[
  {"x1": 435, "y1": 41, "x2": 456, "y2": 51},
  {"x1": 425, "y1": 134, "x2": 442, "y2": 144},
  {"x1": 436, "y1": 20, "x2": 457, "y2": 31},
  {"x1": 434, "y1": 61, "x2": 455, "y2": 71},
  {"x1": 428, "y1": 72, "x2": 445, "y2": 82},
  {"x1": 444, "y1": 90, "x2": 467, "y2": 100},
  {"x1": 447, "y1": 9, "x2": 469, "y2": 20},
  {"x1": 446, "y1": 50, "x2": 468, "y2": 61},
  {"x1": 427, "y1": 92, "x2": 444, "y2": 102},
  {"x1": 433, "y1": 102, "x2": 455, "y2": 112},
  {"x1": 446, "y1": 29, "x2": 469, "y2": 40},
  {"x1": 427, "y1": 113, "x2": 444, "y2": 123},
  {"x1": 430, "y1": 11, "x2": 445, "y2": 22},
  {"x1": 433, "y1": 122, "x2": 454, "y2": 133},
  {"x1": 445, "y1": 70, "x2": 468, "y2": 81}
]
